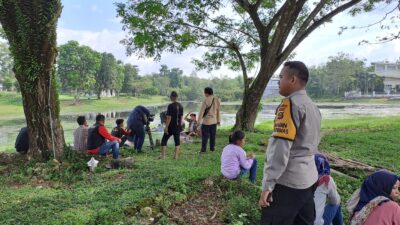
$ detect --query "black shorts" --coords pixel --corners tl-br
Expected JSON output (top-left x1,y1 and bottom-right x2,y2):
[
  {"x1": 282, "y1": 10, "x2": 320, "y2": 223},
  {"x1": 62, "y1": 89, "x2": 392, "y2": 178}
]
[{"x1": 161, "y1": 131, "x2": 180, "y2": 146}]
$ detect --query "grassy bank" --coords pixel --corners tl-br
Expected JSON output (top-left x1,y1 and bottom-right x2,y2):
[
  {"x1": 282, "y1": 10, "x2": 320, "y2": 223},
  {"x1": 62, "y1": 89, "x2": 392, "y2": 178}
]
[
  {"x1": 0, "y1": 92, "x2": 167, "y2": 118},
  {"x1": 1, "y1": 116, "x2": 399, "y2": 224}
]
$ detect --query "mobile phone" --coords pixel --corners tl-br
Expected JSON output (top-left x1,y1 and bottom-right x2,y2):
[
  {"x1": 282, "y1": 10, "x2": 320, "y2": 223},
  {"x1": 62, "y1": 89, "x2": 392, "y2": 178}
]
[{"x1": 267, "y1": 192, "x2": 273, "y2": 203}]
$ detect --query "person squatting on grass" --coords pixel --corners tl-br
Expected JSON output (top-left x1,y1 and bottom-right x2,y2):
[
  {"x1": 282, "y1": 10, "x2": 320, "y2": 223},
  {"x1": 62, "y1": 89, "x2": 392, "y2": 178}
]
[
  {"x1": 73, "y1": 116, "x2": 89, "y2": 152},
  {"x1": 197, "y1": 87, "x2": 221, "y2": 153},
  {"x1": 15, "y1": 127, "x2": 29, "y2": 154},
  {"x1": 160, "y1": 91, "x2": 183, "y2": 160},
  {"x1": 220, "y1": 130, "x2": 257, "y2": 183},
  {"x1": 87, "y1": 114, "x2": 121, "y2": 168},
  {"x1": 111, "y1": 119, "x2": 130, "y2": 146},
  {"x1": 259, "y1": 61, "x2": 321, "y2": 225},
  {"x1": 347, "y1": 169, "x2": 400, "y2": 225},
  {"x1": 184, "y1": 112, "x2": 199, "y2": 137},
  {"x1": 314, "y1": 154, "x2": 343, "y2": 225}
]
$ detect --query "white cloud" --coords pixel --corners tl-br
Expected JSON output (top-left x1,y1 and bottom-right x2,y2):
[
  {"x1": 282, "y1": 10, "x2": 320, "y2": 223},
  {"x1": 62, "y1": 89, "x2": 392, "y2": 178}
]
[
  {"x1": 57, "y1": 5, "x2": 400, "y2": 79},
  {"x1": 90, "y1": 5, "x2": 102, "y2": 13}
]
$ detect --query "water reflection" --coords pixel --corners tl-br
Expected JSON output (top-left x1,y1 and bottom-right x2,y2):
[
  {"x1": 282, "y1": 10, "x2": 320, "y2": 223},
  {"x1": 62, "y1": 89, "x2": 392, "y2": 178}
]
[{"x1": 1, "y1": 102, "x2": 400, "y2": 150}]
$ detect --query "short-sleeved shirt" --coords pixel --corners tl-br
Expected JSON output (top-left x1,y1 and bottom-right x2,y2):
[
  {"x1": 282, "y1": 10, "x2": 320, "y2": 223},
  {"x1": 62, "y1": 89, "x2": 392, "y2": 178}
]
[
  {"x1": 73, "y1": 125, "x2": 89, "y2": 152},
  {"x1": 166, "y1": 102, "x2": 183, "y2": 132}
]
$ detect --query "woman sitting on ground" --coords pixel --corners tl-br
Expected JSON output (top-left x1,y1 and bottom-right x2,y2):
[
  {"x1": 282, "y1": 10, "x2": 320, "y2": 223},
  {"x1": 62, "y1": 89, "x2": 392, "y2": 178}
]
[
  {"x1": 348, "y1": 169, "x2": 400, "y2": 225},
  {"x1": 314, "y1": 154, "x2": 343, "y2": 225},
  {"x1": 220, "y1": 130, "x2": 257, "y2": 183}
]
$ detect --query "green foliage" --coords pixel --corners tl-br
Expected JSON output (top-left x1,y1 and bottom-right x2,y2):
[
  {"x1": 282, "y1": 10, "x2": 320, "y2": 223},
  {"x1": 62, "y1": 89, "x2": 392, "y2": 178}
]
[
  {"x1": 122, "y1": 63, "x2": 139, "y2": 94},
  {"x1": 307, "y1": 53, "x2": 384, "y2": 98},
  {"x1": 58, "y1": 41, "x2": 101, "y2": 100},
  {"x1": 1, "y1": 116, "x2": 400, "y2": 223},
  {"x1": 95, "y1": 53, "x2": 119, "y2": 98}
]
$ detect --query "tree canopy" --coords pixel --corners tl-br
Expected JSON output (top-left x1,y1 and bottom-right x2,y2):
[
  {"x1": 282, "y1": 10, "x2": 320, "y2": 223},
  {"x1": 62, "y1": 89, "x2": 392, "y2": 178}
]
[{"x1": 117, "y1": 0, "x2": 389, "y2": 130}]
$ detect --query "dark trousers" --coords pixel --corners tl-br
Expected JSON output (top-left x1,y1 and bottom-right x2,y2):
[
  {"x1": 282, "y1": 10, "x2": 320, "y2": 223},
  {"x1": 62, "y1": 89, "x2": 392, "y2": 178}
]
[
  {"x1": 131, "y1": 124, "x2": 145, "y2": 151},
  {"x1": 201, "y1": 124, "x2": 217, "y2": 152},
  {"x1": 323, "y1": 204, "x2": 343, "y2": 225},
  {"x1": 261, "y1": 184, "x2": 316, "y2": 225}
]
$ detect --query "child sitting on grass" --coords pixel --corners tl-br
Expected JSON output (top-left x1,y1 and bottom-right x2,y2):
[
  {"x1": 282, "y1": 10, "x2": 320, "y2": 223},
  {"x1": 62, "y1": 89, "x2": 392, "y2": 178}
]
[
  {"x1": 221, "y1": 130, "x2": 257, "y2": 183},
  {"x1": 111, "y1": 119, "x2": 130, "y2": 146}
]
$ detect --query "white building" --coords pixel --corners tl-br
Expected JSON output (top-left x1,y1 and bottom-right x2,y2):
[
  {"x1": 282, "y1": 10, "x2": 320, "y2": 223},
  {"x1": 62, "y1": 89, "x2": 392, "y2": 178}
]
[
  {"x1": 372, "y1": 62, "x2": 400, "y2": 94},
  {"x1": 263, "y1": 76, "x2": 280, "y2": 98}
]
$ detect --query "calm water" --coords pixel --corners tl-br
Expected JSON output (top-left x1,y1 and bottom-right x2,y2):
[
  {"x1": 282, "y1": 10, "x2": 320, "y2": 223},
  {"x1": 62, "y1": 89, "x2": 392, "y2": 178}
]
[{"x1": 1, "y1": 102, "x2": 400, "y2": 151}]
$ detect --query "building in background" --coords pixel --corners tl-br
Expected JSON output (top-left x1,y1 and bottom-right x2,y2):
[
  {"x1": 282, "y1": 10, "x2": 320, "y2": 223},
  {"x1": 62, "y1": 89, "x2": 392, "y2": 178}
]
[
  {"x1": 263, "y1": 76, "x2": 280, "y2": 98},
  {"x1": 372, "y1": 62, "x2": 400, "y2": 94}
]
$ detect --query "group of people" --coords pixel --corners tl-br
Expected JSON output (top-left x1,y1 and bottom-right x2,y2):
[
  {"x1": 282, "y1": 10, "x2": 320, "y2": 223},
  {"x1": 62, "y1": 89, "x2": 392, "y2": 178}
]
[
  {"x1": 219, "y1": 61, "x2": 400, "y2": 225},
  {"x1": 15, "y1": 60, "x2": 399, "y2": 224},
  {"x1": 69, "y1": 87, "x2": 221, "y2": 165}
]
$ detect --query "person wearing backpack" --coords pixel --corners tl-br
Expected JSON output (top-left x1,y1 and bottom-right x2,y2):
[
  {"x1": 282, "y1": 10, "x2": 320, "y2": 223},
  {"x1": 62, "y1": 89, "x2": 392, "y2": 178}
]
[
  {"x1": 160, "y1": 91, "x2": 184, "y2": 160},
  {"x1": 197, "y1": 87, "x2": 221, "y2": 153}
]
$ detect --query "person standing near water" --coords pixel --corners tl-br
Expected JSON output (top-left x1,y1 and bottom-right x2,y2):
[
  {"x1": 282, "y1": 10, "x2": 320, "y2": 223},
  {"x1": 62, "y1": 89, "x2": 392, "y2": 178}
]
[
  {"x1": 197, "y1": 87, "x2": 221, "y2": 153},
  {"x1": 160, "y1": 91, "x2": 183, "y2": 160},
  {"x1": 259, "y1": 61, "x2": 321, "y2": 225}
]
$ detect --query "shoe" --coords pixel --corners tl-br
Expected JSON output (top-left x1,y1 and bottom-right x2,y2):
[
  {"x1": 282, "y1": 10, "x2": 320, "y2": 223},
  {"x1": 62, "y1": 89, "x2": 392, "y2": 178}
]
[
  {"x1": 198, "y1": 151, "x2": 206, "y2": 154},
  {"x1": 105, "y1": 161, "x2": 120, "y2": 169},
  {"x1": 137, "y1": 150, "x2": 144, "y2": 154}
]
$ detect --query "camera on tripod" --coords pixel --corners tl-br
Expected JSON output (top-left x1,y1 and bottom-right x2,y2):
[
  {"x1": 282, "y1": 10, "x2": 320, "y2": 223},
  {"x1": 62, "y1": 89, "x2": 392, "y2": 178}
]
[{"x1": 147, "y1": 114, "x2": 155, "y2": 124}]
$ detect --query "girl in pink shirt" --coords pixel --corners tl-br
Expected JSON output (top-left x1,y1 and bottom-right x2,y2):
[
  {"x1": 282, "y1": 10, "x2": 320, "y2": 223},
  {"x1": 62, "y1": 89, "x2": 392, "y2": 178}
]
[
  {"x1": 348, "y1": 169, "x2": 400, "y2": 225},
  {"x1": 220, "y1": 130, "x2": 257, "y2": 183}
]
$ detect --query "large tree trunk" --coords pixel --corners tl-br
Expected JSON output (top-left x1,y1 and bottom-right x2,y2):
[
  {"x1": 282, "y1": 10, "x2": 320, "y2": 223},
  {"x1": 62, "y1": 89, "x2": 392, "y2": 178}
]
[
  {"x1": 0, "y1": 0, "x2": 64, "y2": 161},
  {"x1": 18, "y1": 72, "x2": 64, "y2": 160},
  {"x1": 234, "y1": 61, "x2": 280, "y2": 131}
]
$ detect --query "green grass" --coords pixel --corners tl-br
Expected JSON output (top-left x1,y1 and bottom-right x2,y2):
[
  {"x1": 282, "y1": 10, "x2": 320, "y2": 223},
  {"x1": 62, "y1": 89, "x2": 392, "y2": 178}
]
[
  {"x1": 1, "y1": 116, "x2": 399, "y2": 224},
  {"x1": 0, "y1": 92, "x2": 167, "y2": 119}
]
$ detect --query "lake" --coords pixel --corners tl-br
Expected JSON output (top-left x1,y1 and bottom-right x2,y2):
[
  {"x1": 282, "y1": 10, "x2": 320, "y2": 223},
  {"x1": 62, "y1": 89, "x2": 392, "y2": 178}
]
[{"x1": 1, "y1": 102, "x2": 400, "y2": 152}]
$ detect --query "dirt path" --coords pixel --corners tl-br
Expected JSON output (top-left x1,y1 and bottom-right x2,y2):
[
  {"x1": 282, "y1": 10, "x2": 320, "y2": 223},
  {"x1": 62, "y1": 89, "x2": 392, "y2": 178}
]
[{"x1": 167, "y1": 180, "x2": 227, "y2": 225}]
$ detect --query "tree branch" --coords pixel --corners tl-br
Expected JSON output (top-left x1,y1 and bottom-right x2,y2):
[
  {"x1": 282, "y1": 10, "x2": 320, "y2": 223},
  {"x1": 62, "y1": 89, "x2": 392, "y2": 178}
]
[
  {"x1": 269, "y1": 1, "x2": 306, "y2": 57},
  {"x1": 235, "y1": 0, "x2": 266, "y2": 43},
  {"x1": 232, "y1": 47, "x2": 249, "y2": 91},
  {"x1": 280, "y1": 0, "x2": 363, "y2": 62},
  {"x1": 211, "y1": 19, "x2": 259, "y2": 43},
  {"x1": 176, "y1": 21, "x2": 231, "y2": 46},
  {"x1": 265, "y1": 1, "x2": 288, "y2": 38}
]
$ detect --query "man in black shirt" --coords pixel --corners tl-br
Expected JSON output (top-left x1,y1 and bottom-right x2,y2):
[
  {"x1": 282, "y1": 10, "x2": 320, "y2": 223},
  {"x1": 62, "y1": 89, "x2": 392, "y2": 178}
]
[{"x1": 160, "y1": 91, "x2": 183, "y2": 160}]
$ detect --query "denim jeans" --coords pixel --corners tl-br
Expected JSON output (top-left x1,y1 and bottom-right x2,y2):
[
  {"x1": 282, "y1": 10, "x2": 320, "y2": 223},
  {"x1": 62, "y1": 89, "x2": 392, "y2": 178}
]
[
  {"x1": 99, "y1": 141, "x2": 119, "y2": 159},
  {"x1": 239, "y1": 159, "x2": 258, "y2": 183},
  {"x1": 323, "y1": 204, "x2": 343, "y2": 225},
  {"x1": 201, "y1": 124, "x2": 217, "y2": 152}
]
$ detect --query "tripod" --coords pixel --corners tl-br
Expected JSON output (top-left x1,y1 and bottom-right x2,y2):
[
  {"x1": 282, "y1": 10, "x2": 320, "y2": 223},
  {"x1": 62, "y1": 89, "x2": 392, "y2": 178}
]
[{"x1": 145, "y1": 123, "x2": 155, "y2": 150}]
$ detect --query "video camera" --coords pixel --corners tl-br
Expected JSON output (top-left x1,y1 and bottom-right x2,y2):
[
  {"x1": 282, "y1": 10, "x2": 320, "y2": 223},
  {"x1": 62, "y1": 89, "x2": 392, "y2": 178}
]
[{"x1": 147, "y1": 114, "x2": 155, "y2": 123}]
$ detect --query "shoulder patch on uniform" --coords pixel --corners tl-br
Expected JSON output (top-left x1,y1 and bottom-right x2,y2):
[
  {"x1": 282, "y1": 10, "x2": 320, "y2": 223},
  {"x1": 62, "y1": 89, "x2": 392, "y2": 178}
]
[{"x1": 272, "y1": 98, "x2": 297, "y2": 141}]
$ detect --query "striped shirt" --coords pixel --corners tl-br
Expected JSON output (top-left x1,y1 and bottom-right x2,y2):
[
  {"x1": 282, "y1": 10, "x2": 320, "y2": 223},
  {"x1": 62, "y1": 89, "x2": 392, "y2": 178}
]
[{"x1": 73, "y1": 125, "x2": 88, "y2": 152}]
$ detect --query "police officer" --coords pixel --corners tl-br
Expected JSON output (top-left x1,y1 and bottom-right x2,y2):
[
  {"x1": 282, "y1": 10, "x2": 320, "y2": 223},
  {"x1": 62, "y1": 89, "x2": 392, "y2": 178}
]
[{"x1": 259, "y1": 61, "x2": 321, "y2": 225}]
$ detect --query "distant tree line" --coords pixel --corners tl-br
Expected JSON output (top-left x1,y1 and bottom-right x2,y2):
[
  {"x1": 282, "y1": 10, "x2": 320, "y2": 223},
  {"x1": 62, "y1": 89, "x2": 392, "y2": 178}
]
[
  {"x1": 0, "y1": 40, "x2": 244, "y2": 102},
  {"x1": 307, "y1": 53, "x2": 384, "y2": 98}
]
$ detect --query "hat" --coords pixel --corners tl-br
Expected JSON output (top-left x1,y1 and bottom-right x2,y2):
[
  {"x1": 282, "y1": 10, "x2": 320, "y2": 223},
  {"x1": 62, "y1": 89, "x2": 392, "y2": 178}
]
[{"x1": 170, "y1": 91, "x2": 178, "y2": 98}]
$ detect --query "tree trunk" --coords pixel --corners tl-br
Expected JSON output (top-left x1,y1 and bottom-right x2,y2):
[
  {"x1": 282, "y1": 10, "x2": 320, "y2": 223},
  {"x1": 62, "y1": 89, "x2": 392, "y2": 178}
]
[
  {"x1": 234, "y1": 64, "x2": 277, "y2": 131},
  {"x1": 18, "y1": 73, "x2": 64, "y2": 160},
  {"x1": 0, "y1": 0, "x2": 64, "y2": 161}
]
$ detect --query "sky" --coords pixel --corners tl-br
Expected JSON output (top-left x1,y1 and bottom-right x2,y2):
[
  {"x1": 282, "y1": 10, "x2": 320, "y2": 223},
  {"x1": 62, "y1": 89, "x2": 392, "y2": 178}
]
[{"x1": 57, "y1": 1, "x2": 400, "y2": 78}]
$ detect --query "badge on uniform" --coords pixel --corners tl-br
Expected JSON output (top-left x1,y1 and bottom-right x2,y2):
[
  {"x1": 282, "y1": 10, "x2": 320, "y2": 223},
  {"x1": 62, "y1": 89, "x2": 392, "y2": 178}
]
[{"x1": 272, "y1": 98, "x2": 297, "y2": 141}]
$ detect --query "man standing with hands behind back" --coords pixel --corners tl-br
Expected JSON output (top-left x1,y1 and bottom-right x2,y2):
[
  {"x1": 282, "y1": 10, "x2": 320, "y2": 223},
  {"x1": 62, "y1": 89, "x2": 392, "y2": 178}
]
[{"x1": 259, "y1": 61, "x2": 321, "y2": 225}]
